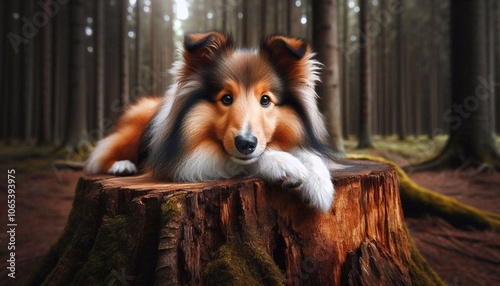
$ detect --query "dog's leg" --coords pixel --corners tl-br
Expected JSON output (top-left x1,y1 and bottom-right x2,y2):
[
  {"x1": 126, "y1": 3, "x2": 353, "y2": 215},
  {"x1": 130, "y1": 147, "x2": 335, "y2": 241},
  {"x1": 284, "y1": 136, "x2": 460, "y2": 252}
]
[
  {"x1": 85, "y1": 132, "x2": 139, "y2": 176},
  {"x1": 292, "y1": 150, "x2": 335, "y2": 213},
  {"x1": 256, "y1": 150, "x2": 309, "y2": 188},
  {"x1": 85, "y1": 97, "x2": 161, "y2": 176}
]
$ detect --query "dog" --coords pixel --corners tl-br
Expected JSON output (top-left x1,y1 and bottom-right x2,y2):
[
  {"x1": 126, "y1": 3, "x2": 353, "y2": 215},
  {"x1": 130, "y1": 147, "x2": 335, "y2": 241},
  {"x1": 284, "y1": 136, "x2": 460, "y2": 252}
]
[{"x1": 85, "y1": 32, "x2": 335, "y2": 213}]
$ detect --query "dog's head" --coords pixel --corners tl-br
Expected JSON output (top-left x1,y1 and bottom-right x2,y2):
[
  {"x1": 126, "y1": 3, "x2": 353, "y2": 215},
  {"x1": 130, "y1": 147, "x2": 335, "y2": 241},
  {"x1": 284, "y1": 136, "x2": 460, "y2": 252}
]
[{"x1": 170, "y1": 32, "x2": 328, "y2": 164}]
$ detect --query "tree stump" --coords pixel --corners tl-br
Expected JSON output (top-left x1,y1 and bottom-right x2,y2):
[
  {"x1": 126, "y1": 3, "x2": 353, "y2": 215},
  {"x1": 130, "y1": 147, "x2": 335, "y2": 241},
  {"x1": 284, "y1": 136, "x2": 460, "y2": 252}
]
[{"x1": 27, "y1": 159, "x2": 441, "y2": 285}]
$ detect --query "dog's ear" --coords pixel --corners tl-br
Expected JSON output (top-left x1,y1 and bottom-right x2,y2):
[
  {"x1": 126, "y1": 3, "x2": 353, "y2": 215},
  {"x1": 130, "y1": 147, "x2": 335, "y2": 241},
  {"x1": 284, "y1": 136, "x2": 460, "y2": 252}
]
[
  {"x1": 183, "y1": 32, "x2": 233, "y2": 68},
  {"x1": 260, "y1": 35, "x2": 314, "y2": 80},
  {"x1": 261, "y1": 35, "x2": 309, "y2": 59}
]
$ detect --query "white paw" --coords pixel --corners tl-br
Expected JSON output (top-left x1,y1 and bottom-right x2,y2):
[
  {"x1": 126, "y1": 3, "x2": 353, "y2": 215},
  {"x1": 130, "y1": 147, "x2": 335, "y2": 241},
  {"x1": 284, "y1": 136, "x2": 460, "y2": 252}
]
[
  {"x1": 300, "y1": 173, "x2": 335, "y2": 213},
  {"x1": 294, "y1": 151, "x2": 335, "y2": 213},
  {"x1": 108, "y1": 160, "x2": 138, "y2": 176},
  {"x1": 258, "y1": 151, "x2": 308, "y2": 186}
]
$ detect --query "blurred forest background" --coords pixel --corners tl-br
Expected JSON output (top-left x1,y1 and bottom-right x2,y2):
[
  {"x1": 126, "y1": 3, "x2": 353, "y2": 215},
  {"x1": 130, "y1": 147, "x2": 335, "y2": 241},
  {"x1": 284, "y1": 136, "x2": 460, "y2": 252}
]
[{"x1": 1, "y1": 0, "x2": 500, "y2": 168}]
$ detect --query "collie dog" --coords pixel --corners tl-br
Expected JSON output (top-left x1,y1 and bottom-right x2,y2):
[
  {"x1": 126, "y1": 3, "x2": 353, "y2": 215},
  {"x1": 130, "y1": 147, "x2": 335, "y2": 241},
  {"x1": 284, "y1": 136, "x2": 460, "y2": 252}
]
[{"x1": 86, "y1": 32, "x2": 335, "y2": 212}]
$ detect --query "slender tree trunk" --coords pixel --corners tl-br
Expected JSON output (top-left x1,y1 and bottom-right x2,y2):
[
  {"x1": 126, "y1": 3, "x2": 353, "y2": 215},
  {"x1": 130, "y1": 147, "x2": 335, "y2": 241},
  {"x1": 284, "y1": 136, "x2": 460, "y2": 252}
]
[
  {"x1": 54, "y1": 2, "x2": 71, "y2": 145},
  {"x1": 40, "y1": 11, "x2": 53, "y2": 144},
  {"x1": 121, "y1": 0, "x2": 129, "y2": 105},
  {"x1": 8, "y1": 0, "x2": 23, "y2": 143},
  {"x1": 495, "y1": 0, "x2": 500, "y2": 134},
  {"x1": 164, "y1": 0, "x2": 174, "y2": 86},
  {"x1": 242, "y1": 0, "x2": 250, "y2": 47},
  {"x1": 0, "y1": 0, "x2": 5, "y2": 143},
  {"x1": 486, "y1": 0, "x2": 495, "y2": 133},
  {"x1": 379, "y1": 0, "x2": 390, "y2": 137},
  {"x1": 260, "y1": 0, "x2": 267, "y2": 35},
  {"x1": 428, "y1": 0, "x2": 438, "y2": 138},
  {"x1": 135, "y1": 0, "x2": 142, "y2": 99},
  {"x1": 64, "y1": 0, "x2": 87, "y2": 147},
  {"x1": 492, "y1": 1, "x2": 500, "y2": 134},
  {"x1": 341, "y1": 0, "x2": 350, "y2": 139},
  {"x1": 105, "y1": 0, "x2": 122, "y2": 122},
  {"x1": 312, "y1": 0, "x2": 345, "y2": 155},
  {"x1": 396, "y1": 1, "x2": 406, "y2": 140},
  {"x1": 96, "y1": 0, "x2": 105, "y2": 139},
  {"x1": 222, "y1": 0, "x2": 228, "y2": 32},
  {"x1": 357, "y1": 0, "x2": 373, "y2": 148},
  {"x1": 23, "y1": 1, "x2": 35, "y2": 144}
]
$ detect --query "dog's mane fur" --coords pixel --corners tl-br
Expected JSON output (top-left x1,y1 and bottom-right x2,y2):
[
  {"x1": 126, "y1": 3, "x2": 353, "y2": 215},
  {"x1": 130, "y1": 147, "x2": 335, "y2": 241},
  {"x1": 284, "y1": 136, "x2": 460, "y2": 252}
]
[{"x1": 142, "y1": 32, "x2": 332, "y2": 180}]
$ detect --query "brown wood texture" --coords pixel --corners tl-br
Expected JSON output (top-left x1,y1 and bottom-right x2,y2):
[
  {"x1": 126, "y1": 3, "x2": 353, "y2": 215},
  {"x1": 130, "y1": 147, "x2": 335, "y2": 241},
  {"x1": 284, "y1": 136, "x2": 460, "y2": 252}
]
[{"x1": 27, "y1": 159, "x2": 419, "y2": 285}]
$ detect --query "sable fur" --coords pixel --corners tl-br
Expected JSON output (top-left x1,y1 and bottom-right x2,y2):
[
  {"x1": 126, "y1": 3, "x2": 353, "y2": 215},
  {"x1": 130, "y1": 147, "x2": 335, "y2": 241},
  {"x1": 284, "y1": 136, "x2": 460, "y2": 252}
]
[{"x1": 86, "y1": 32, "x2": 336, "y2": 212}]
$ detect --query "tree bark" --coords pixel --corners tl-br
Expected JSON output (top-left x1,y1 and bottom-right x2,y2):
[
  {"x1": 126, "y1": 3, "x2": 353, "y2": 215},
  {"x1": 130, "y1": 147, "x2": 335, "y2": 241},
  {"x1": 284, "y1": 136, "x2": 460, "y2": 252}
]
[
  {"x1": 27, "y1": 160, "x2": 442, "y2": 285},
  {"x1": 396, "y1": 0, "x2": 406, "y2": 141},
  {"x1": 23, "y1": 0, "x2": 35, "y2": 144},
  {"x1": 95, "y1": 0, "x2": 105, "y2": 140},
  {"x1": 64, "y1": 0, "x2": 87, "y2": 147},
  {"x1": 40, "y1": 11, "x2": 53, "y2": 144},
  {"x1": 357, "y1": 0, "x2": 374, "y2": 148},
  {"x1": 413, "y1": 0, "x2": 500, "y2": 170},
  {"x1": 312, "y1": 0, "x2": 345, "y2": 155},
  {"x1": 121, "y1": 0, "x2": 129, "y2": 106},
  {"x1": 341, "y1": 0, "x2": 350, "y2": 139}
]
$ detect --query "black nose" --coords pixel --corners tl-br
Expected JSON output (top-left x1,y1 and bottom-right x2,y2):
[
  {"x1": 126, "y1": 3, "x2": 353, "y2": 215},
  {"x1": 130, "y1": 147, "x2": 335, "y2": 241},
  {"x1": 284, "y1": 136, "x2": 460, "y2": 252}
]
[{"x1": 235, "y1": 135, "x2": 258, "y2": 155}]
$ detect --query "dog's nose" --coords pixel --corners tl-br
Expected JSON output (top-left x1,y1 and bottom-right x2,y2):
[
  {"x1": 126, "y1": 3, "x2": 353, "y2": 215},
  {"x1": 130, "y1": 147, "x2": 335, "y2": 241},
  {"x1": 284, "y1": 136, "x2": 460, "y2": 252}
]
[{"x1": 235, "y1": 135, "x2": 257, "y2": 155}]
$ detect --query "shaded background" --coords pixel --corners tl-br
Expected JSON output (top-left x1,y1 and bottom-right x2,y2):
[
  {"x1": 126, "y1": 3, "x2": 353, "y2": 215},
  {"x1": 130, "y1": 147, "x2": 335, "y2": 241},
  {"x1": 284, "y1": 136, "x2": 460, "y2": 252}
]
[{"x1": 3, "y1": 0, "x2": 498, "y2": 157}]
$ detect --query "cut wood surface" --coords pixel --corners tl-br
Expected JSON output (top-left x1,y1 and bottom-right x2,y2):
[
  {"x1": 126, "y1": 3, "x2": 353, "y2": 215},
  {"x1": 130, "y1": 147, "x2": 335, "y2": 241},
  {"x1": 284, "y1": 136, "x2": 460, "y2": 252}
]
[{"x1": 27, "y1": 159, "x2": 442, "y2": 286}]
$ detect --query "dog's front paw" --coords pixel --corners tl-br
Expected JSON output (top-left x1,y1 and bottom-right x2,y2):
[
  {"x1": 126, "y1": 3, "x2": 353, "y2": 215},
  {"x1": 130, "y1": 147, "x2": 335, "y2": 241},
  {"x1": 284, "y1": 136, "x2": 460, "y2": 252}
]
[
  {"x1": 300, "y1": 173, "x2": 335, "y2": 213},
  {"x1": 294, "y1": 151, "x2": 335, "y2": 213},
  {"x1": 108, "y1": 160, "x2": 138, "y2": 176},
  {"x1": 259, "y1": 151, "x2": 308, "y2": 187}
]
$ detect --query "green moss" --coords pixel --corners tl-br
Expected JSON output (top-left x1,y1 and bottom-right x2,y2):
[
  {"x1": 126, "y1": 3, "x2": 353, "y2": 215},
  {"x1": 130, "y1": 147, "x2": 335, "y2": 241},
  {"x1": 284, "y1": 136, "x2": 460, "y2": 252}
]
[
  {"x1": 161, "y1": 196, "x2": 183, "y2": 222},
  {"x1": 404, "y1": 227, "x2": 445, "y2": 286},
  {"x1": 203, "y1": 239, "x2": 284, "y2": 286},
  {"x1": 344, "y1": 135, "x2": 448, "y2": 163},
  {"x1": 203, "y1": 222, "x2": 283, "y2": 286},
  {"x1": 162, "y1": 193, "x2": 283, "y2": 285},
  {"x1": 203, "y1": 244, "x2": 261, "y2": 286},
  {"x1": 71, "y1": 215, "x2": 134, "y2": 286},
  {"x1": 347, "y1": 154, "x2": 500, "y2": 232}
]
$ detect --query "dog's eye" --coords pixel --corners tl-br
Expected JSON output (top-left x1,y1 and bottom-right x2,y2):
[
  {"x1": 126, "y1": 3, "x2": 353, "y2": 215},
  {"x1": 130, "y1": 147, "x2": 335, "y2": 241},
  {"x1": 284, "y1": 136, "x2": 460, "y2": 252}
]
[
  {"x1": 260, "y1": 95, "x2": 271, "y2": 107},
  {"x1": 221, "y1": 94, "x2": 233, "y2": 106}
]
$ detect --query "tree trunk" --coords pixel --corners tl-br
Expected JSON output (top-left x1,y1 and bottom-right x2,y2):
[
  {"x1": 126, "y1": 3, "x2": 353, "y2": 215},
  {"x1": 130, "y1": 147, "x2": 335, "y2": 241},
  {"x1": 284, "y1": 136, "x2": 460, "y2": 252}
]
[
  {"x1": 64, "y1": 0, "x2": 87, "y2": 147},
  {"x1": 52, "y1": 0, "x2": 70, "y2": 145},
  {"x1": 0, "y1": 0, "x2": 5, "y2": 143},
  {"x1": 414, "y1": 0, "x2": 500, "y2": 170},
  {"x1": 95, "y1": 0, "x2": 105, "y2": 140},
  {"x1": 23, "y1": 0, "x2": 35, "y2": 144},
  {"x1": 312, "y1": 0, "x2": 345, "y2": 155},
  {"x1": 27, "y1": 160, "x2": 442, "y2": 286},
  {"x1": 396, "y1": 0, "x2": 406, "y2": 141},
  {"x1": 121, "y1": 0, "x2": 129, "y2": 106},
  {"x1": 40, "y1": 12, "x2": 53, "y2": 145},
  {"x1": 357, "y1": 0, "x2": 374, "y2": 149},
  {"x1": 341, "y1": 0, "x2": 350, "y2": 139}
]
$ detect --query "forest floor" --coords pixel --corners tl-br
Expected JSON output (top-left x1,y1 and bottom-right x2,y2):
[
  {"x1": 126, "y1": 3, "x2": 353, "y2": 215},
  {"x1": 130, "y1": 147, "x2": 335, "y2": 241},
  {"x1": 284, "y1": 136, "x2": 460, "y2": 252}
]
[{"x1": 0, "y1": 137, "x2": 499, "y2": 286}]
